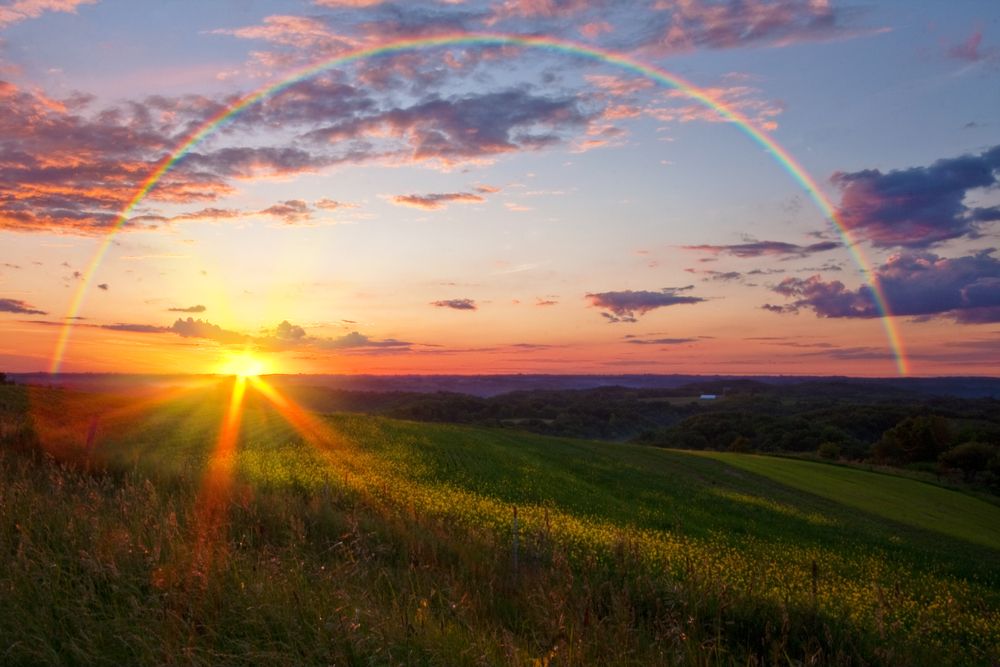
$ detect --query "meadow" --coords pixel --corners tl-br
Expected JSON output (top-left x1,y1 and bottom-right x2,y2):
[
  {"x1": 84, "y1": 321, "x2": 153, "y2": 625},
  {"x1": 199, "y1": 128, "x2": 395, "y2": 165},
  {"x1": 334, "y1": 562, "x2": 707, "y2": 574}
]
[{"x1": 1, "y1": 380, "x2": 998, "y2": 666}]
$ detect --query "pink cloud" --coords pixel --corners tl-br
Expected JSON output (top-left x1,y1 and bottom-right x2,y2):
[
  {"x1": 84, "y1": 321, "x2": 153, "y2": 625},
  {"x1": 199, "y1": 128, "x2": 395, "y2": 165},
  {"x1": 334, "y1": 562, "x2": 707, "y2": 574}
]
[{"x1": 0, "y1": 0, "x2": 97, "y2": 28}]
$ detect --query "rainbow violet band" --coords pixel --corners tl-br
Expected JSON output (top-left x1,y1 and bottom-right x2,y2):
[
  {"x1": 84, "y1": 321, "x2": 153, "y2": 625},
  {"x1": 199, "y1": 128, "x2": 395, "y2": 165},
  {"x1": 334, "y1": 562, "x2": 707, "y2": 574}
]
[{"x1": 50, "y1": 32, "x2": 908, "y2": 376}]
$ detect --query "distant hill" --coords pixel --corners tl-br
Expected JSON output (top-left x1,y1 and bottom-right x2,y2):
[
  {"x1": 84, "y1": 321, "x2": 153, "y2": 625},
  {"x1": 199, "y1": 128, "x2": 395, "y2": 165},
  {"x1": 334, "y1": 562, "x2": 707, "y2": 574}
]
[{"x1": 11, "y1": 372, "x2": 1000, "y2": 398}]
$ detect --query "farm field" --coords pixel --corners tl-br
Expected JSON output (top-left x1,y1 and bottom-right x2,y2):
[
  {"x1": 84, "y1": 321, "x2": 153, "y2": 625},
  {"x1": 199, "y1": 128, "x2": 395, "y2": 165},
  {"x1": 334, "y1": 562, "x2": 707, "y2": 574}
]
[{"x1": 2, "y1": 380, "x2": 999, "y2": 666}]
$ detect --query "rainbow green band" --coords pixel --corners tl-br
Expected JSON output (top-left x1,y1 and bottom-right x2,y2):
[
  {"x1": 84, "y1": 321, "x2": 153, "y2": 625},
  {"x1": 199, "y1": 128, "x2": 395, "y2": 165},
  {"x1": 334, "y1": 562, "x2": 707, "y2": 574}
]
[{"x1": 50, "y1": 32, "x2": 908, "y2": 375}]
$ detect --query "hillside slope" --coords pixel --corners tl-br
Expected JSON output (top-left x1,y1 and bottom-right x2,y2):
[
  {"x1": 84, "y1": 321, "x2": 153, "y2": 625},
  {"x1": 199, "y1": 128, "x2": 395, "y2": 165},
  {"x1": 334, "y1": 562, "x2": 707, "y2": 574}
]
[{"x1": 3, "y1": 382, "x2": 999, "y2": 665}]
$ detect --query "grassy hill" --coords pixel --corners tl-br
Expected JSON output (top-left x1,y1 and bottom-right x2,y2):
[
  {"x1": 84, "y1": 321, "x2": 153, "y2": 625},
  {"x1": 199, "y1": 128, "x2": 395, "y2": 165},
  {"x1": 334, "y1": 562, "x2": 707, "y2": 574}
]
[{"x1": 2, "y1": 380, "x2": 999, "y2": 665}]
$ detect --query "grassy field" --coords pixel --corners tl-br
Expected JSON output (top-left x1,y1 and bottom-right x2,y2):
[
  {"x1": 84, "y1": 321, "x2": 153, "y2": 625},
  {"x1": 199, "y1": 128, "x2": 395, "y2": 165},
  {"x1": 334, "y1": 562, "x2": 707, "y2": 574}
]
[
  {"x1": 696, "y1": 452, "x2": 1000, "y2": 550},
  {"x1": 2, "y1": 380, "x2": 999, "y2": 665}
]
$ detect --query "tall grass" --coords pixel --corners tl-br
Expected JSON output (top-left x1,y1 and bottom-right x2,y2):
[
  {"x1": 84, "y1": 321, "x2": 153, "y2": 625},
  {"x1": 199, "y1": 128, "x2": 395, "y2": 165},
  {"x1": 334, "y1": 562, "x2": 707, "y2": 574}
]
[{"x1": 2, "y1": 383, "x2": 998, "y2": 665}]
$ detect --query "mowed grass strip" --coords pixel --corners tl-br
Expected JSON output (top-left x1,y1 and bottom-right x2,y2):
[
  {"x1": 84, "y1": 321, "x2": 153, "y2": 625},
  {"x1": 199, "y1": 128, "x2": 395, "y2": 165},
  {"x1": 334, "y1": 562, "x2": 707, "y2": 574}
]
[{"x1": 695, "y1": 451, "x2": 1000, "y2": 551}]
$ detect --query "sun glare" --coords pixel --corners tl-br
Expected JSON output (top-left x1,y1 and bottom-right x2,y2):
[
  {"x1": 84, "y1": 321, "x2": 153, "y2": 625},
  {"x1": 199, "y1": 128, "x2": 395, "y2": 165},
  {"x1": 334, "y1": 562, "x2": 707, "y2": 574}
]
[{"x1": 218, "y1": 351, "x2": 268, "y2": 378}]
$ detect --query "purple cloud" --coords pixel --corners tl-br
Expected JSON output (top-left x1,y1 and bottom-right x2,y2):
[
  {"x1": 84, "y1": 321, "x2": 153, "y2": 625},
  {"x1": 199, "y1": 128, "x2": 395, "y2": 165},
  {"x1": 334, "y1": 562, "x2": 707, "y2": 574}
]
[
  {"x1": 832, "y1": 145, "x2": 1000, "y2": 248},
  {"x1": 682, "y1": 240, "x2": 839, "y2": 258},
  {"x1": 0, "y1": 298, "x2": 46, "y2": 315},
  {"x1": 587, "y1": 287, "x2": 705, "y2": 323},
  {"x1": 304, "y1": 89, "x2": 592, "y2": 164},
  {"x1": 765, "y1": 249, "x2": 1000, "y2": 323},
  {"x1": 431, "y1": 298, "x2": 478, "y2": 311}
]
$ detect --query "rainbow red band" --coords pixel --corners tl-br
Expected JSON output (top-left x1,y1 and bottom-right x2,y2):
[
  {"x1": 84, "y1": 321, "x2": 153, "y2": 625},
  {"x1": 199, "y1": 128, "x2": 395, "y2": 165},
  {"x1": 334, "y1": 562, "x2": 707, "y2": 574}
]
[{"x1": 50, "y1": 32, "x2": 908, "y2": 375}]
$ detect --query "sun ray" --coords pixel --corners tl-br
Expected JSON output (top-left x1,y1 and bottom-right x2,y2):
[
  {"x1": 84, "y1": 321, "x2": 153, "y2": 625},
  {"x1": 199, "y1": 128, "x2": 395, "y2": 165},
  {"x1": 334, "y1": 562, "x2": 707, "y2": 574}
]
[
  {"x1": 25, "y1": 376, "x2": 222, "y2": 462},
  {"x1": 188, "y1": 376, "x2": 247, "y2": 583}
]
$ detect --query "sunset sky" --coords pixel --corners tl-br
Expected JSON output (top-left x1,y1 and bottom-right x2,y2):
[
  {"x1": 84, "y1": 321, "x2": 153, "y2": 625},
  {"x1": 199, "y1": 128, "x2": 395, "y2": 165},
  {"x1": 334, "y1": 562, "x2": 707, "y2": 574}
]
[{"x1": 0, "y1": 0, "x2": 997, "y2": 376}]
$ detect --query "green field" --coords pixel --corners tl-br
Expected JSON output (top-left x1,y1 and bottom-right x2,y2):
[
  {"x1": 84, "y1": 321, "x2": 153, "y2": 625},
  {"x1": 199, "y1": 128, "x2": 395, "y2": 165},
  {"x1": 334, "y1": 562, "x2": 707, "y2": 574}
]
[
  {"x1": 696, "y1": 452, "x2": 1000, "y2": 550},
  {"x1": 2, "y1": 381, "x2": 999, "y2": 665}
]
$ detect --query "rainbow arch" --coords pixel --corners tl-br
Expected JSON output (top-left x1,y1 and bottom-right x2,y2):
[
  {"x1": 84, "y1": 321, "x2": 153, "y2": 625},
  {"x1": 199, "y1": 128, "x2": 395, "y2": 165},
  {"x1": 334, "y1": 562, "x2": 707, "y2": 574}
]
[{"x1": 50, "y1": 32, "x2": 908, "y2": 375}]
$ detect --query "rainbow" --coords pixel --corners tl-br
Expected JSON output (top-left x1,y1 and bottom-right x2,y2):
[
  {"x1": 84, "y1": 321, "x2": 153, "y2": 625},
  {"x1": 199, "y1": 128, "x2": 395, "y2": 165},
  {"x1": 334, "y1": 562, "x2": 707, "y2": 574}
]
[{"x1": 50, "y1": 33, "x2": 908, "y2": 375}]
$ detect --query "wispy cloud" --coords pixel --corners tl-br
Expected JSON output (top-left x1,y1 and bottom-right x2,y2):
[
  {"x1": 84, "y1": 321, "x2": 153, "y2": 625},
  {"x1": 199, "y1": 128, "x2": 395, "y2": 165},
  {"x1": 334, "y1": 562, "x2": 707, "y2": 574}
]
[
  {"x1": 682, "y1": 240, "x2": 839, "y2": 258},
  {"x1": 0, "y1": 297, "x2": 46, "y2": 315},
  {"x1": 391, "y1": 191, "x2": 486, "y2": 210}
]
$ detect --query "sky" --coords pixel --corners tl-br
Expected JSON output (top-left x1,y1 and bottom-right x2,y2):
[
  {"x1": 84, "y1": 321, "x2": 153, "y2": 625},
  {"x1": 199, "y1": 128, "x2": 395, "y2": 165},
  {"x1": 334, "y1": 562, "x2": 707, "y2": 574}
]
[{"x1": 0, "y1": 0, "x2": 998, "y2": 377}]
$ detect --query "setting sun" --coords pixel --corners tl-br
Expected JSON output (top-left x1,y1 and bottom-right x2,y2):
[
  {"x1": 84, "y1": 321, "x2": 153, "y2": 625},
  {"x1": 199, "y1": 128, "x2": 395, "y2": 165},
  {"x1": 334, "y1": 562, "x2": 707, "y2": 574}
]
[{"x1": 217, "y1": 351, "x2": 269, "y2": 378}]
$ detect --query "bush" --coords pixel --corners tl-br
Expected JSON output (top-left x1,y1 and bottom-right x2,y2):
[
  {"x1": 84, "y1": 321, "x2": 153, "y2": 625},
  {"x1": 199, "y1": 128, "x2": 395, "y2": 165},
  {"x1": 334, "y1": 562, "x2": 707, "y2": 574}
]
[
  {"x1": 817, "y1": 442, "x2": 841, "y2": 460},
  {"x1": 939, "y1": 442, "x2": 999, "y2": 482},
  {"x1": 875, "y1": 415, "x2": 952, "y2": 464}
]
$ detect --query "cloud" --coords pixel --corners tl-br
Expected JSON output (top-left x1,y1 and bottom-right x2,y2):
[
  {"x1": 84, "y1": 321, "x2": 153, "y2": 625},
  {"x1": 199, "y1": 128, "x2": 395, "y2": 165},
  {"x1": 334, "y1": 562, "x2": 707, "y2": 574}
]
[
  {"x1": 686, "y1": 268, "x2": 743, "y2": 282},
  {"x1": 391, "y1": 191, "x2": 485, "y2": 210},
  {"x1": 0, "y1": 81, "x2": 240, "y2": 235},
  {"x1": 640, "y1": 0, "x2": 879, "y2": 54},
  {"x1": 170, "y1": 317, "x2": 249, "y2": 344},
  {"x1": 625, "y1": 337, "x2": 698, "y2": 345},
  {"x1": 181, "y1": 146, "x2": 330, "y2": 180},
  {"x1": 303, "y1": 88, "x2": 592, "y2": 165},
  {"x1": 535, "y1": 298, "x2": 558, "y2": 306},
  {"x1": 167, "y1": 305, "x2": 206, "y2": 313},
  {"x1": 586, "y1": 287, "x2": 705, "y2": 322},
  {"x1": 315, "y1": 330, "x2": 410, "y2": 350},
  {"x1": 0, "y1": 297, "x2": 46, "y2": 315},
  {"x1": 258, "y1": 199, "x2": 312, "y2": 224},
  {"x1": 490, "y1": 0, "x2": 871, "y2": 54},
  {"x1": 431, "y1": 298, "x2": 477, "y2": 311},
  {"x1": 765, "y1": 249, "x2": 1000, "y2": 323},
  {"x1": 210, "y1": 14, "x2": 357, "y2": 52},
  {"x1": 682, "y1": 240, "x2": 839, "y2": 258},
  {"x1": 948, "y1": 28, "x2": 993, "y2": 62},
  {"x1": 0, "y1": 0, "x2": 97, "y2": 28},
  {"x1": 314, "y1": 0, "x2": 386, "y2": 6},
  {"x1": 102, "y1": 323, "x2": 168, "y2": 334},
  {"x1": 274, "y1": 319, "x2": 306, "y2": 341},
  {"x1": 832, "y1": 145, "x2": 1000, "y2": 248},
  {"x1": 26, "y1": 314, "x2": 412, "y2": 352},
  {"x1": 2, "y1": 74, "x2": 598, "y2": 235},
  {"x1": 96, "y1": 283, "x2": 108, "y2": 290},
  {"x1": 315, "y1": 198, "x2": 355, "y2": 210}
]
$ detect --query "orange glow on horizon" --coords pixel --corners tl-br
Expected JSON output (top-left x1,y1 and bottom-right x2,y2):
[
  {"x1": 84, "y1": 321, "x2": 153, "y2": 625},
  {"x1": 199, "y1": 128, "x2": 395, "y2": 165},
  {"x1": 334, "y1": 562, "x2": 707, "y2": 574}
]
[{"x1": 215, "y1": 350, "x2": 271, "y2": 378}]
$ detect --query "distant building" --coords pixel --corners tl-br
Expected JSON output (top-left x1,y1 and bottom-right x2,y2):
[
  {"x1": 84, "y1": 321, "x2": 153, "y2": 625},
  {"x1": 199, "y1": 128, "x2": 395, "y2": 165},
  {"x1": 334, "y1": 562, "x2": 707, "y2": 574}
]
[{"x1": 700, "y1": 394, "x2": 717, "y2": 400}]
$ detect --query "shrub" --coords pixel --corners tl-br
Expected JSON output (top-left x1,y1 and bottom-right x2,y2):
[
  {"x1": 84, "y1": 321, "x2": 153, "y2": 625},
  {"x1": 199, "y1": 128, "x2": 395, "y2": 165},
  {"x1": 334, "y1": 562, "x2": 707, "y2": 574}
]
[
  {"x1": 939, "y1": 442, "x2": 999, "y2": 482},
  {"x1": 817, "y1": 442, "x2": 841, "y2": 460}
]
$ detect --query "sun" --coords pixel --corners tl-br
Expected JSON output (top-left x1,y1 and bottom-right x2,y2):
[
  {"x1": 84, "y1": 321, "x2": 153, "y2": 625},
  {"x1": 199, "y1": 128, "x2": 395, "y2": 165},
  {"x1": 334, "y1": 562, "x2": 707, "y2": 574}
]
[{"x1": 217, "y1": 351, "x2": 269, "y2": 378}]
